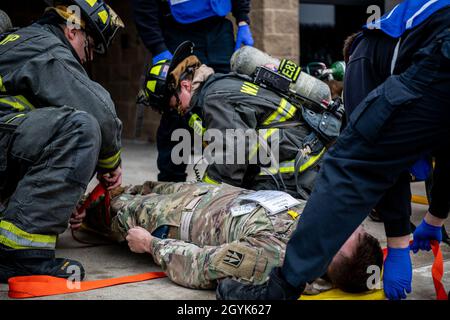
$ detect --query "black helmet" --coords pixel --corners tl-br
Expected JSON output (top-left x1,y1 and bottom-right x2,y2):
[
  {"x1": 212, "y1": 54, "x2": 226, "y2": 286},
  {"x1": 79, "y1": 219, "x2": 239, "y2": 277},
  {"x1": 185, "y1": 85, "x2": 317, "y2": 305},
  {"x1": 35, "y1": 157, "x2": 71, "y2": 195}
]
[
  {"x1": 44, "y1": 0, "x2": 124, "y2": 54},
  {"x1": 143, "y1": 41, "x2": 199, "y2": 113}
]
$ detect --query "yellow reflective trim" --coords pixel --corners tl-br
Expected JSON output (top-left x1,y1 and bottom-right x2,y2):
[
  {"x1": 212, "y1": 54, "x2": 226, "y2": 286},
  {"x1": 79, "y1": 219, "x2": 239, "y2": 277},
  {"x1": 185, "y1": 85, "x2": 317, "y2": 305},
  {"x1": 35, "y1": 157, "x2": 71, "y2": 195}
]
[
  {"x1": 86, "y1": 0, "x2": 97, "y2": 7},
  {"x1": 188, "y1": 113, "x2": 206, "y2": 136},
  {"x1": 5, "y1": 113, "x2": 26, "y2": 124},
  {"x1": 98, "y1": 10, "x2": 109, "y2": 24},
  {"x1": 150, "y1": 64, "x2": 162, "y2": 76},
  {"x1": 0, "y1": 97, "x2": 25, "y2": 111},
  {"x1": 259, "y1": 148, "x2": 326, "y2": 176},
  {"x1": 0, "y1": 75, "x2": 6, "y2": 92},
  {"x1": 98, "y1": 150, "x2": 122, "y2": 169},
  {"x1": 248, "y1": 128, "x2": 278, "y2": 160},
  {"x1": 240, "y1": 82, "x2": 259, "y2": 96},
  {"x1": 0, "y1": 220, "x2": 56, "y2": 245},
  {"x1": 0, "y1": 235, "x2": 30, "y2": 249},
  {"x1": 146, "y1": 80, "x2": 157, "y2": 93},
  {"x1": 15, "y1": 95, "x2": 34, "y2": 110},
  {"x1": 0, "y1": 34, "x2": 20, "y2": 46},
  {"x1": 263, "y1": 99, "x2": 288, "y2": 125},
  {"x1": 203, "y1": 174, "x2": 220, "y2": 185},
  {"x1": 298, "y1": 148, "x2": 326, "y2": 172}
]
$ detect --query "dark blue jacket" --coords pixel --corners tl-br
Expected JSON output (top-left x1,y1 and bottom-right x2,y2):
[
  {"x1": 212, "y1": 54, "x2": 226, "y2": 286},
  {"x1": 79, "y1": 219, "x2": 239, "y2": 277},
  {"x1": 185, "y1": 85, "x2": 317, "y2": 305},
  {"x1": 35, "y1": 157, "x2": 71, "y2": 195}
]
[{"x1": 132, "y1": 0, "x2": 250, "y2": 54}]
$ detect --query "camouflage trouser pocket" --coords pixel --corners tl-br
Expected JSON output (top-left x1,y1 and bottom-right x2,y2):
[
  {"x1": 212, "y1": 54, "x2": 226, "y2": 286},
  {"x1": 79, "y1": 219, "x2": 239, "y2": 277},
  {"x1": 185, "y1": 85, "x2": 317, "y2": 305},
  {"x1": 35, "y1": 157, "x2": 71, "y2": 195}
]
[{"x1": 211, "y1": 243, "x2": 269, "y2": 284}]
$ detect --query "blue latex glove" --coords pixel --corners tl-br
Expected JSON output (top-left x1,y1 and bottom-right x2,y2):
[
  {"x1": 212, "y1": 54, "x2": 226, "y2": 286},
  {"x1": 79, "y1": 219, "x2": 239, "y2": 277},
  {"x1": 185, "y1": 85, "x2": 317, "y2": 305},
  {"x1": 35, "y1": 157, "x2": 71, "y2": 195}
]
[
  {"x1": 235, "y1": 24, "x2": 254, "y2": 51},
  {"x1": 411, "y1": 220, "x2": 442, "y2": 253},
  {"x1": 383, "y1": 247, "x2": 412, "y2": 300},
  {"x1": 152, "y1": 50, "x2": 173, "y2": 65}
]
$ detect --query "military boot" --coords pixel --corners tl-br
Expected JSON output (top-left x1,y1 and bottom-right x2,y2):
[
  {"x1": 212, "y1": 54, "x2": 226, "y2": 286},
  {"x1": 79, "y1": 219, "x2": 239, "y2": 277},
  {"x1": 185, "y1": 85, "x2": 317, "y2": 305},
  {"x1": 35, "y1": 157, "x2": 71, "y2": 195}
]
[
  {"x1": 0, "y1": 246, "x2": 85, "y2": 283},
  {"x1": 216, "y1": 267, "x2": 304, "y2": 300}
]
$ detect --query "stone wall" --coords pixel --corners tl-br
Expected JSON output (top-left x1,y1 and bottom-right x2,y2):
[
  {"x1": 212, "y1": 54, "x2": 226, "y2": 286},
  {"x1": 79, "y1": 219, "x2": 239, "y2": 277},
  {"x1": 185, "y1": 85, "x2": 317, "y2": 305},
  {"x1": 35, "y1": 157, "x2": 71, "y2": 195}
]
[{"x1": 250, "y1": 0, "x2": 300, "y2": 63}]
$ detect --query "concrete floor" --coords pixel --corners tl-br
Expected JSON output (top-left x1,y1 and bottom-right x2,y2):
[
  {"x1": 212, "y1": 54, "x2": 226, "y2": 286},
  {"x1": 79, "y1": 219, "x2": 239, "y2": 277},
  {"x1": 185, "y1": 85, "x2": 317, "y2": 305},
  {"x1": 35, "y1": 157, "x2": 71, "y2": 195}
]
[{"x1": 1, "y1": 141, "x2": 449, "y2": 300}]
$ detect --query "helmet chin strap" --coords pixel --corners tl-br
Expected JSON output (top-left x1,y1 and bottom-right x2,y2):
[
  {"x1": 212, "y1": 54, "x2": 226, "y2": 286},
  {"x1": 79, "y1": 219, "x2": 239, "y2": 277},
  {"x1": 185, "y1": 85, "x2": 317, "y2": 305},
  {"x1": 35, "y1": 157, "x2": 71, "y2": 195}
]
[{"x1": 82, "y1": 31, "x2": 94, "y2": 76}]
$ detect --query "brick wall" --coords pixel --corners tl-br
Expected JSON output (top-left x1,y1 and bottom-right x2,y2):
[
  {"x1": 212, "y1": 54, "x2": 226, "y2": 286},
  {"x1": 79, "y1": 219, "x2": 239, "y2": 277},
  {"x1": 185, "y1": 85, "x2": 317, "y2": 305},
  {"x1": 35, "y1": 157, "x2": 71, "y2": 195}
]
[{"x1": 250, "y1": 0, "x2": 300, "y2": 63}]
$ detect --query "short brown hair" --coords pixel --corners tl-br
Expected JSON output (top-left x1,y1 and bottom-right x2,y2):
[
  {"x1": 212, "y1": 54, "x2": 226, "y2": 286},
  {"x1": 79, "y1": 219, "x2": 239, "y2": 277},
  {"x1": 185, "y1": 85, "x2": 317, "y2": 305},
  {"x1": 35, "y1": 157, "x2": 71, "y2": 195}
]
[
  {"x1": 343, "y1": 32, "x2": 361, "y2": 63},
  {"x1": 328, "y1": 233, "x2": 383, "y2": 293}
]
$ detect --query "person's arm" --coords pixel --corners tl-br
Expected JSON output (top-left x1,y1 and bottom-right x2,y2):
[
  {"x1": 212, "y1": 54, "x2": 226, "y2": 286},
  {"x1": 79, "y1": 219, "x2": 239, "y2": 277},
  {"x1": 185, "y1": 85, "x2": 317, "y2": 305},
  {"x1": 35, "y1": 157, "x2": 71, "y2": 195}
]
[
  {"x1": 231, "y1": 0, "x2": 254, "y2": 51},
  {"x1": 203, "y1": 94, "x2": 259, "y2": 186},
  {"x1": 231, "y1": 0, "x2": 250, "y2": 24},
  {"x1": 15, "y1": 47, "x2": 122, "y2": 173},
  {"x1": 131, "y1": 0, "x2": 168, "y2": 56}
]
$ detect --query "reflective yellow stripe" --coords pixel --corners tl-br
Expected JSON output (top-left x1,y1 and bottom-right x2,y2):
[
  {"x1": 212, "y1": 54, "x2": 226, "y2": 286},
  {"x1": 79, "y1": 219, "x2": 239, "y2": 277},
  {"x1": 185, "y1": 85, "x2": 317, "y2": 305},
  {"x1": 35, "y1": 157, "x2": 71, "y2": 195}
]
[
  {"x1": 240, "y1": 82, "x2": 259, "y2": 96},
  {"x1": 15, "y1": 95, "x2": 34, "y2": 110},
  {"x1": 146, "y1": 80, "x2": 157, "y2": 93},
  {"x1": 249, "y1": 99, "x2": 296, "y2": 160},
  {"x1": 86, "y1": 0, "x2": 97, "y2": 7},
  {"x1": 98, "y1": 149, "x2": 122, "y2": 169},
  {"x1": 188, "y1": 113, "x2": 206, "y2": 136},
  {"x1": 263, "y1": 99, "x2": 297, "y2": 126},
  {"x1": 0, "y1": 220, "x2": 57, "y2": 250},
  {"x1": 0, "y1": 97, "x2": 25, "y2": 111},
  {"x1": 248, "y1": 128, "x2": 278, "y2": 160},
  {"x1": 98, "y1": 10, "x2": 109, "y2": 24},
  {"x1": 0, "y1": 95, "x2": 34, "y2": 112},
  {"x1": 203, "y1": 173, "x2": 220, "y2": 185},
  {"x1": 5, "y1": 113, "x2": 26, "y2": 124},
  {"x1": 150, "y1": 64, "x2": 162, "y2": 76},
  {"x1": 0, "y1": 75, "x2": 6, "y2": 92},
  {"x1": 259, "y1": 148, "x2": 326, "y2": 176}
]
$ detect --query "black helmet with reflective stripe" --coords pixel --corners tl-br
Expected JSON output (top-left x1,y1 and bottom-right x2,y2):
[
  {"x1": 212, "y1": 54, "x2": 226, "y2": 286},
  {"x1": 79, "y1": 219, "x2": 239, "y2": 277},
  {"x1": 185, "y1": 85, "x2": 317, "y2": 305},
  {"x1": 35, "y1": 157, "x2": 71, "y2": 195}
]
[
  {"x1": 44, "y1": 0, "x2": 124, "y2": 54},
  {"x1": 143, "y1": 41, "x2": 196, "y2": 113}
]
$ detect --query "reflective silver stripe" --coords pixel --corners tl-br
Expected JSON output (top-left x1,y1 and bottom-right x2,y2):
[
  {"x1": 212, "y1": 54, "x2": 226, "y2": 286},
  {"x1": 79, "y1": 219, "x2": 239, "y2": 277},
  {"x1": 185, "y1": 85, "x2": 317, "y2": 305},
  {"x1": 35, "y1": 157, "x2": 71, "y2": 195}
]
[
  {"x1": 0, "y1": 228, "x2": 56, "y2": 249},
  {"x1": 406, "y1": 0, "x2": 438, "y2": 29},
  {"x1": 391, "y1": 38, "x2": 402, "y2": 75},
  {"x1": 170, "y1": 0, "x2": 191, "y2": 5}
]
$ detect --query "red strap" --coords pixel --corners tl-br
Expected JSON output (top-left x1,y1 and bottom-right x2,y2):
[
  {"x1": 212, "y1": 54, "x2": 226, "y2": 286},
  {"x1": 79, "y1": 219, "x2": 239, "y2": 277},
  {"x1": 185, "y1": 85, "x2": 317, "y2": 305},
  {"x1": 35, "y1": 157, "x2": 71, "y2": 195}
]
[
  {"x1": 8, "y1": 272, "x2": 167, "y2": 299},
  {"x1": 383, "y1": 240, "x2": 447, "y2": 300},
  {"x1": 78, "y1": 182, "x2": 111, "y2": 222},
  {"x1": 71, "y1": 183, "x2": 112, "y2": 247}
]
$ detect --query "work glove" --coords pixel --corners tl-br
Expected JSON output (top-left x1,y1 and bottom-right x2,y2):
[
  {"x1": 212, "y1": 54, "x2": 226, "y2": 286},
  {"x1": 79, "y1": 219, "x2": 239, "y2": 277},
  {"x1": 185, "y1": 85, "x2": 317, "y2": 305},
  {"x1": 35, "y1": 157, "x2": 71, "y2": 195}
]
[
  {"x1": 235, "y1": 24, "x2": 254, "y2": 51},
  {"x1": 152, "y1": 50, "x2": 173, "y2": 65},
  {"x1": 411, "y1": 219, "x2": 442, "y2": 253},
  {"x1": 383, "y1": 247, "x2": 412, "y2": 300}
]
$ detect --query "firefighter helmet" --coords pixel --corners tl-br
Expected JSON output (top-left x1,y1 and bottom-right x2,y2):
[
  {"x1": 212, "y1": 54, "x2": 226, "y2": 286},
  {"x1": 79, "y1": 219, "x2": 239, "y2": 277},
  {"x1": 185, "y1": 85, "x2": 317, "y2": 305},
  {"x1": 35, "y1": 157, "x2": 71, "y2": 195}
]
[
  {"x1": 44, "y1": 0, "x2": 124, "y2": 54},
  {"x1": 144, "y1": 41, "x2": 199, "y2": 113}
]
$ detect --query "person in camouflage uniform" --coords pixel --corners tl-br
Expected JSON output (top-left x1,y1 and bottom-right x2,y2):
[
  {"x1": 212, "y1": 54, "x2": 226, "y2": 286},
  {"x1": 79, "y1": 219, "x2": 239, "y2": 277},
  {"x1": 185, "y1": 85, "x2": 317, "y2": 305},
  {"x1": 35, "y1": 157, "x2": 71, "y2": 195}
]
[{"x1": 82, "y1": 181, "x2": 383, "y2": 291}]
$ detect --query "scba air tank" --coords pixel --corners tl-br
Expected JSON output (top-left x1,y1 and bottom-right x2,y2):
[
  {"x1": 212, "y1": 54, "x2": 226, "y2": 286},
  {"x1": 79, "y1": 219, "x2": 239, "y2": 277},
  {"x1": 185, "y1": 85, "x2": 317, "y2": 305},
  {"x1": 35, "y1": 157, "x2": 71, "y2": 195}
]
[{"x1": 230, "y1": 46, "x2": 332, "y2": 103}]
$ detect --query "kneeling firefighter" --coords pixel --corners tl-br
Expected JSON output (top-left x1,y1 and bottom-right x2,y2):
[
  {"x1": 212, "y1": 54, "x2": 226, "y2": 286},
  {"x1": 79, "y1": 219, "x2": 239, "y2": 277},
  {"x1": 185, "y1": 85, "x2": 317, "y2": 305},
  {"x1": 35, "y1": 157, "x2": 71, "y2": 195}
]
[
  {"x1": 0, "y1": 0, "x2": 124, "y2": 282},
  {"x1": 141, "y1": 42, "x2": 344, "y2": 199}
]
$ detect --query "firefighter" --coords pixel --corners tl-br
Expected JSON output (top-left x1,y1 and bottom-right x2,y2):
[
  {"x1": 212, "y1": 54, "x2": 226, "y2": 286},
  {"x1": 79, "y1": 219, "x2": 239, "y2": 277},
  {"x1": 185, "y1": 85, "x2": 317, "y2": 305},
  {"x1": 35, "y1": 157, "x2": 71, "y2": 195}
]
[
  {"x1": 132, "y1": 0, "x2": 253, "y2": 183},
  {"x1": 142, "y1": 42, "x2": 342, "y2": 199},
  {"x1": 216, "y1": 0, "x2": 450, "y2": 300},
  {"x1": 0, "y1": 0, "x2": 124, "y2": 282}
]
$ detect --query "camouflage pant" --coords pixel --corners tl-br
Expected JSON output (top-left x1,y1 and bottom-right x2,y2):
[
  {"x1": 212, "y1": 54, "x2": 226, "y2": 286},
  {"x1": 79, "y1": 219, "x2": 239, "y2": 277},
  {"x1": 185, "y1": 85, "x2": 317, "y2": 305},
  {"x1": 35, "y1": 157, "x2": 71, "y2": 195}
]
[{"x1": 104, "y1": 181, "x2": 301, "y2": 289}]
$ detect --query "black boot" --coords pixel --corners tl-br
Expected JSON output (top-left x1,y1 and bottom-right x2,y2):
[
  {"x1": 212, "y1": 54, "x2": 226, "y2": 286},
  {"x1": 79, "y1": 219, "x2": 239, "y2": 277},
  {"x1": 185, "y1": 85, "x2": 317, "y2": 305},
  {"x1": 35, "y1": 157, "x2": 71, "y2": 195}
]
[
  {"x1": 0, "y1": 248, "x2": 85, "y2": 283},
  {"x1": 216, "y1": 267, "x2": 304, "y2": 300}
]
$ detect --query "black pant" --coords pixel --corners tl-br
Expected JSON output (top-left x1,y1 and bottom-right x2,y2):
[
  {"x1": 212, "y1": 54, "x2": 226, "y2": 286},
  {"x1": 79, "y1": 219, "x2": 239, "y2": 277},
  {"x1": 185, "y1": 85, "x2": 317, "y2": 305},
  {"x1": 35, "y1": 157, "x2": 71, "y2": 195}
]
[
  {"x1": 281, "y1": 29, "x2": 450, "y2": 287},
  {"x1": 157, "y1": 17, "x2": 235, "y2": 182},
  {"x1": 0, "y1": 107, "x2": 100, "y2": 257}
]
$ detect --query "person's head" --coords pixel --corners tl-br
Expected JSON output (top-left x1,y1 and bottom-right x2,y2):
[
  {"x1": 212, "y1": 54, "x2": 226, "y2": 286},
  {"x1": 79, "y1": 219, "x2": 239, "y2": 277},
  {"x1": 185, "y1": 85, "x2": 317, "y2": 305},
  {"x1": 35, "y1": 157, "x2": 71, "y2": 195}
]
[
  {"x1": 327, "y1": 226, "x2": 383, "y2": 293},
  {"x1": 43, "y1": 0, "x2": 124, "y2": 64},
  {"x1": 143, "y1": 41, "x2": 200, "y2": 115}
]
